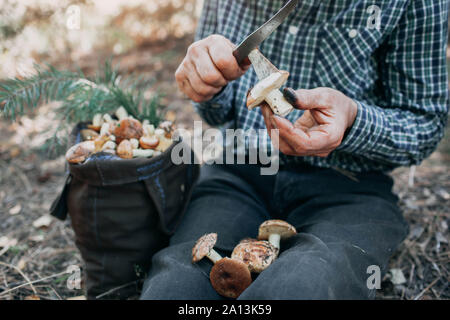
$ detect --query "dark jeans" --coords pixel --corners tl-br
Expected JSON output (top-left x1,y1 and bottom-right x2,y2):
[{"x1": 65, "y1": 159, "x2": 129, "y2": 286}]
[{"x1": 140, "y1": 163, "x2": 408, "y2": 299}]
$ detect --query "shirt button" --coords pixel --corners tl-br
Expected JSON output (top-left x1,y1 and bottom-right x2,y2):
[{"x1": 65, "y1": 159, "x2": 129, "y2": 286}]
[
  {"x1": 289, "y1": 26, "x2": 299, "y2": 35},
  {"x1": 348, "y1": 29, "x2": 358, "y2": 38}
]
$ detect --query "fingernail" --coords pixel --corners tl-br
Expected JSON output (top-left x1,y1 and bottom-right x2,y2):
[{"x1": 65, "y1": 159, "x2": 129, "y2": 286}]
[
  {"x1": 270, "y1": 116, "x2": 278, "y2": 129},
  {"x1": 283, "y1": 87, "x2": 298, "y2": 106}
]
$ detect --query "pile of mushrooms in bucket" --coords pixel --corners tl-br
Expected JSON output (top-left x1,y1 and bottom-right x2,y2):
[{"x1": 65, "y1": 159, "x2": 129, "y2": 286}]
[
  {"x1": 192, "y1": 220, "x2": 297, "y2": 298},
  {"x1": 65, "y1": 107, "x2": 174, "y2": 164}
]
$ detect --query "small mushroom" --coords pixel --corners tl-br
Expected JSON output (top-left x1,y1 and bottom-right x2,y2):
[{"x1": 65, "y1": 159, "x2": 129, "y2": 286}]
[
  {"x1": 192, "y1": 233, "x2": 252, "y2": 299},
  {"x1": 116, "y1": 139, "x2": 154, "y2": 159},
  {"x1": 231, "y1": 239, "x2": 278, "y2": 273},
  {"x1": 115, "y1": 106, "x2": 128, "y2": 120},
  {"x1": 87, "y1": 113, "x2": 103, "y2": 132},
  {"x1": 154, "y1": 128, "x2": 173, "y2": 152},
  {"x1": 257, "y1": 220, "x2": 297, "y2": 251},
  {"x1": 65, "y1": 141, "x2": 95, "y2": 164},
  {"x1": 139, "y1": 124, "x2": 159, "y2": 149},
  {"x1": 158, "y1": 120, "x2": 174, "y2": 138},
  {"x1": 129, "y1": 138, "x2": 139, "y2": 149},
  {"x1": 113, "y1": 118, "x2": 144, "y2": 144},
  {"x1": 246, "y1": 49, "x2": 294, "y2": 117}
]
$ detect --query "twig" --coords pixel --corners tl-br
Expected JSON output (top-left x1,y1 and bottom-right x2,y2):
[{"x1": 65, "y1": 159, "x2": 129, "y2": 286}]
[
  {"x1": 95, "y1": 281, "x2": 137, "y2": 299},
  {"x1": 0, "y1": 269, "x2": 67, "y2": 297},
  {"x1": 413, "y1": 277, "x2": 440, "y2": 300},
  {"x1": 408, "y1": 165, "x2": 416, "y2": 188},
  {"x1": 0, "y1": 261, "x2": 37, "y2": 295}
]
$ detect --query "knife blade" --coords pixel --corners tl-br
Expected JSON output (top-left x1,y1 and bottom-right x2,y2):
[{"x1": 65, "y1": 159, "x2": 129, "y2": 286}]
[{"x1": 232, "y1": 0, "x2": 299, "y2": 64}]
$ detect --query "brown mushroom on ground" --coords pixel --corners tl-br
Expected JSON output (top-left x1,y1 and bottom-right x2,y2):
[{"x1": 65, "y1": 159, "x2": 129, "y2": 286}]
[
  {"x1": 192, "y1": 233, "x2": 252, "y2": 299},
  {"x1": 113, "y1": 118, "x2": 144, "y2": 144},
  {"x1": 116, "y1": 139, "x2": 154, "y2": 159},
  {"x1": 65, "y1": 141, "x2": 95, "y2": 164},
  {"x1": 231, "y1": 239, "x2": 278, "y2": 273},
  {"x1": 258, "y1": 219, "x2": 297, "y2": 251},
  {"x1": 246, "y1": 49, "x2": 294, "y2": 117}
]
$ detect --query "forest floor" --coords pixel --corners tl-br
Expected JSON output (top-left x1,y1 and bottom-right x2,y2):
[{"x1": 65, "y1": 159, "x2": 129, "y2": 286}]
[{"x1": 0, "y1": 36, "x2": 448, "y2": 300}]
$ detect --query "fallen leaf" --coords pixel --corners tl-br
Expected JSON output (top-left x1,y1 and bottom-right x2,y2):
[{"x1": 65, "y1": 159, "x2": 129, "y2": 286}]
[
  {"x1": 9, "y1": 147, "x2": 21, "y2": 158},
  {"x1": 0, "y1": 236, "x2": 18, "y2": 248},
  {"x1": 17, "y1": 258, "x2": 27, "y2": 270},
  {"x1": 32, "y1": 215, "x2": 53, "y2": 229},
  {"x1": 66, "y1": 295, "x2": 86, "y2": 300},
  {"x1": 29, "y1": 234, "x2": 45, "y2": 242},
  {"x1": 24, "y1": 295, "x2": 40, "y2": 300},
  {"x1": 9, "y1": 204, "x2": 22, "y2": 215},
  {"x1": 389, "y1": 268, "x2": 407, "y2": 285}
]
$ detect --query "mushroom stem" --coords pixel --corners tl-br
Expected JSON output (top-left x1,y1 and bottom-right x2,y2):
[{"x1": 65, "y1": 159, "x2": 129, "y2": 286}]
[
  {"x1": 268, "y1": 233, "x2": 281, "y2": 250},
  {"x1": 133, "y1": 149, "x2": 154, "y2": 158},
  {"x1": 206, "y1": 249, "x2": 223, "y2": 264},
  {"x1": 115, "y1": 106, "x2": 128, "y2": 120}
]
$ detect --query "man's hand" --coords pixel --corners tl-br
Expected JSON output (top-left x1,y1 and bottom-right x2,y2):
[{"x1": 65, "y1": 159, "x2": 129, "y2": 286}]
[
  {"x1": 261, "y1": 87, "x2": 358, "y2": 157},
  {"x1": 175, "y1": 35, "x2": 250, "y2": 103}
]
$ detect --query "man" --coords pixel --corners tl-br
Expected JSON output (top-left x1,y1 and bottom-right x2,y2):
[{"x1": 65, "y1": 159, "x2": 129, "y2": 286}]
[{"x1": 141, "y1": 0, "x2": 448, "y2": 299}]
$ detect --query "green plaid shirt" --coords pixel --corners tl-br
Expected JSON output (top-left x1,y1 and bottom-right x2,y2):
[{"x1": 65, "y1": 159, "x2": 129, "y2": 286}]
[{"x1": 194, "y1": 0, "x2": 449, "y2": 172}]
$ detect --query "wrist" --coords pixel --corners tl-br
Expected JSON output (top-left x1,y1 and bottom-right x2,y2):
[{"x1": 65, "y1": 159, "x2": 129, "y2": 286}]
[{"x1": 346, "y1": 98, "x2": 358, "y2": 129}]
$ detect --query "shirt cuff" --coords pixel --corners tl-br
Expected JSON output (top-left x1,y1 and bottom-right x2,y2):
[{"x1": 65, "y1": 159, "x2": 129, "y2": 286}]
[
  {"x1": 336, "y1": 100, "x2": 386, "y2": 155},
  {"x1": 194, "y1": 84, "x2": 233, "y2": 110}
]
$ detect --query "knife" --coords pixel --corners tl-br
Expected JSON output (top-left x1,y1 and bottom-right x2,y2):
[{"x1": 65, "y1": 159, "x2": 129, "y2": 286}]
[{"x1": 233, "y1": 0, "x2": 298, "y2": 80}]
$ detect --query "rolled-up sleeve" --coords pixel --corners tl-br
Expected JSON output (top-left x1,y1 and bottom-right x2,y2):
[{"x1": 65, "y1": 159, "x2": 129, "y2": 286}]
[
  {"x1": 337, "y1": 0, "x2": 449, "y2": 167},
  {"x1": 192, "y1": 0, "x2": 235, "y2": 126}
]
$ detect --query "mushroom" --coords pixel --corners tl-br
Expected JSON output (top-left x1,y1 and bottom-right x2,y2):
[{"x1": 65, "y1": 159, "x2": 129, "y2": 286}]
[
  {"x1": 113, "y1": 118, "x2": 144, "y2": 144},
  {"x1": 210, "y1": 258, "x2": 253, "y2": 299},
  {"x1": 115, "y1": 106, "x2": 128, "y2": 120},
  {"x1": 246, "y1": 49, "x2": 294, "y2": 117},
  {"x1": 158, "y1": 120, "x2": 174, "y2": 138},
  {"x1": 231, "y1": 239, "x2": 278, "y2": 273},
  {"x1": 116, "y1": 139, "x2": 154, "y2": 159},
  {"x1": 139, "y1": 124, "x2": 159, "y2": 149},
  {"x1": 154, "y1": 128, "x2": 173, "y2": 152},
  {"x1": 129, "y1": 138, "x2": 139, "y2": 149},
  {"x1": 65, "y1": 141, "x2": 95, "y2": 164},
  {"x1": 192, "y1": 233, "x2": 252, "y2": 299},
  {"x1": 257, "y1": 220, "x2": 297, "y2": 251},
  {"x1": 87, "y1": 113, "x2": 103, "y2": 132}
]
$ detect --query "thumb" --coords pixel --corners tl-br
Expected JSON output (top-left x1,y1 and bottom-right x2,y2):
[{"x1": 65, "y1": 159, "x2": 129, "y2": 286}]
[{"x1": 283, "y1": 87, "x2": 320, "y2": 110}]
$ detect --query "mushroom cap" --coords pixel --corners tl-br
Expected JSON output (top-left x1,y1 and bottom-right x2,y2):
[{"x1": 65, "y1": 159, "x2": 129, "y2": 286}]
[
  {"x1": 246, "y1": 71, "x2": 289, "y2": 109},
  {"x1": 116, "y1": 139, "x2": 133, "y2": 159},
  {"x1": 139, "y1": 135, "x2": 160, "y2": 149},
  {"x1": 192, "y1": 233, "x2": 217, "y2": 263},
  {"x1": 258, "y1": 219, "x2": 297, "y2": 240},
  {"x1": 113, "y1": 118, "x2": 144, "y2": 144},
  {"x1": 209, "y1": 258, "x2": 252, "y2": 299},
  {"x1": 158, "y1": 120, "x2": 174, "y2": 138},
  {"x1": 231, "y1": 240, "x2": 278, "y2": 273},
  {"x1": 65, "y1": 141, "x2": 95, "y2": 164}
]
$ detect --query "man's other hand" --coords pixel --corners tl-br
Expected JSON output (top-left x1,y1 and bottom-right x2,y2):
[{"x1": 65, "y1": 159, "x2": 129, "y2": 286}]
[
  {"x1": 261, "y1": 87, "x2": 358, "y2": 158},
  {"x1": 175, "y1": 34, "x2": 250, "y2": 103}
]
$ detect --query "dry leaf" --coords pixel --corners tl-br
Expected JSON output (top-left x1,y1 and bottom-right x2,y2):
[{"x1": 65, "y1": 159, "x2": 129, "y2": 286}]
[
  {"x1": 0, "y1": 236, "x2": 18, "y2": 248},
  {"x1": 24, "y1": 295, "x2": 40, "y2": 300},
  {"x1": 17, "y1": 258, "x2": 27, "y2": 270},
  {"x1": 32, "y1": 215, "x2": 53, "y2": 229},
  {"x1": 389, "y1": 268, "x2": 407, "y2": 285},
  {"x1": 9, "y1": 204, "x2": 22, "y2": 215},
  {"x1": 66, "y1": 295, "x2": 86, "y2": 300}
]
